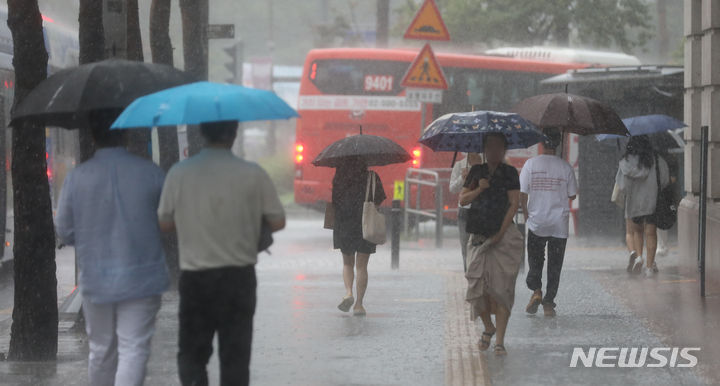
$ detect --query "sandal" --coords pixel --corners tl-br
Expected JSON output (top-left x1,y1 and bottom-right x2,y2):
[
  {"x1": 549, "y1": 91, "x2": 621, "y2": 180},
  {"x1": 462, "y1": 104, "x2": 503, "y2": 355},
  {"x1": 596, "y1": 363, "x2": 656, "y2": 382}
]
[
  {"x1": 478, "y1": 330, "x2": 495, "y2": 351},
  {"x1": 494, "y1": 344, "x2": 507, "y2": 356},
  {"x1": 337, "y1": 295, "x2": 354, "y2": 312}
]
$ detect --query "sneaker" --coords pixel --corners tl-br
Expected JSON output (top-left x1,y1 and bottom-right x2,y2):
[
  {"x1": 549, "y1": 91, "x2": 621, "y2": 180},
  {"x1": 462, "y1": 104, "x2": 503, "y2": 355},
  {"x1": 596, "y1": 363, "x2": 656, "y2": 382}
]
[
  {"x1": 644, "y1": 267, "x2": 655, "y2": 278},
  {"x1": 632, "y1": 256, "x2": 645, "y2": 275},
  {"x1": 543, "y1": 303, "x2": 556, "y2": 317},
  {"x1": 626, "y1": 251, "x2": 638, "y2": 273},
  {"x1": 525, "y1": 291, "x2": 543, "y2": 314}
]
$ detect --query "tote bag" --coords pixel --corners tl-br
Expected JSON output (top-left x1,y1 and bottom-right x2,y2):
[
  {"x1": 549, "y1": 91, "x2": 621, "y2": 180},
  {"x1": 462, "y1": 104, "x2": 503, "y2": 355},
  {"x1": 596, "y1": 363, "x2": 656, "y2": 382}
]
[
  {"x1": 323, "y1": 202, "x2": 335, "y2": 229},
  {"x1": 362, "y1": 172, "x2": 387, "y2": 245}
]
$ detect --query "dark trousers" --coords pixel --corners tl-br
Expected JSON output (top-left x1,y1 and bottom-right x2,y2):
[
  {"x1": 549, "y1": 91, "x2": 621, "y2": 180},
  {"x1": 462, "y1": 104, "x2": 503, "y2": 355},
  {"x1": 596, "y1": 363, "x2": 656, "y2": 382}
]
[
  {"x1": 178, "y1": 266, "x2": 257, "y2": 386},
  {"x1": 525, "y1": 230, "x2": 567, "y2": 307}
]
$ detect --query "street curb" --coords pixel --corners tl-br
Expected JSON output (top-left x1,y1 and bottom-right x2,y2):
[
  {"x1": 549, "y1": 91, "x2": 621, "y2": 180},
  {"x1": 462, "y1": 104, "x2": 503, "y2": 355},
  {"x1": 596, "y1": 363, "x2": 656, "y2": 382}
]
[{"x1": 444, "y1": 272, "x2": 491, "y2": 386}]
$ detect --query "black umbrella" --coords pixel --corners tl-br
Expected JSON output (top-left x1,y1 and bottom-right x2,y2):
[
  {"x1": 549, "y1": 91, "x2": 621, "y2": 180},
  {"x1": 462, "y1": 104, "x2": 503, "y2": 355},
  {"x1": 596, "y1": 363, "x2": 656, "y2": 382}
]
[
  {"x1": 10, "y1": 59, "x2": 192, "y2": 129},
  {"x1": 312, "y1": 134, "x2": 411, "y2": 168}
]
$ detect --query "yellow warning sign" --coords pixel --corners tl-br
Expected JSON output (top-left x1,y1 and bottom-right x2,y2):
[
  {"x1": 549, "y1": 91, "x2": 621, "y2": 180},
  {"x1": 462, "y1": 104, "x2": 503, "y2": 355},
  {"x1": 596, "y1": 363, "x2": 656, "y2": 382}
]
[
  {"x1": 393, "y1": 180, "x2": 405, "y2": 200},
  {"x1": 400, "y1": 43, "x2": 448, "y2": 90},
  {"x1": 403, "y1": 0, "x2": 450, "y2": 41}
]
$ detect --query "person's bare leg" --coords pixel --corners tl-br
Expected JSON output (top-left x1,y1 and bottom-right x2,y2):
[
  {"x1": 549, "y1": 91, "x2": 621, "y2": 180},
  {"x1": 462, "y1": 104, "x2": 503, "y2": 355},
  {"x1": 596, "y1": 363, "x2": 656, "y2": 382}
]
[
  {"x1": 342, "y1": 253, "x2": 355, "y2": 297},
  {"x1": 630, "y1": 221, "x2": 645, "y2": 260},
  {"x1": 354, "y1": 253, "x2": 370, "y2": 313},
  {"x1": 494, "y1": 300, "x2": 511, "y2": 353},
  {"x1": 625, "y1": 219, "x2": 636, "y2": 253},
  {"x1": 644, "y1": 224, "x2": 658, "y2": 270}
]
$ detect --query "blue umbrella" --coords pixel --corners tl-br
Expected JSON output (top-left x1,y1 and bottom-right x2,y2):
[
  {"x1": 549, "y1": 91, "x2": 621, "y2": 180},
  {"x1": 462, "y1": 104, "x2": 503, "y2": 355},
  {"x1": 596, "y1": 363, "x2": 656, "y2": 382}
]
[
  {"x1": 595, "y1": 114, "x2": 685, "y2": 141},
  {"x1": 111, "y1": 81, "x2": 298, "y2": 129},
  {"x1": 419, "y1": 111, "x2": 545, "y2": 153}
]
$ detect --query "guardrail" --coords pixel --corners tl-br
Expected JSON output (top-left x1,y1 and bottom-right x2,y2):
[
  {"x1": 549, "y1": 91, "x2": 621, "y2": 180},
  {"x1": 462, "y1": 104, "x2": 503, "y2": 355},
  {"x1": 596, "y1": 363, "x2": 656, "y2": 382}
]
[{"x1": 403, "y1": 168, "x2": 454, "y2": 248}]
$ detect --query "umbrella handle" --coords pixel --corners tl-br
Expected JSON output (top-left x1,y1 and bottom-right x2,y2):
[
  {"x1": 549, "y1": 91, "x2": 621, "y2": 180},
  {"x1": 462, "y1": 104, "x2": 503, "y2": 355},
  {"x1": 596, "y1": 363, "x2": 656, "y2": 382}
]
[{"x1": 451, "y1": 151, "x2": 458, "y2": 167}]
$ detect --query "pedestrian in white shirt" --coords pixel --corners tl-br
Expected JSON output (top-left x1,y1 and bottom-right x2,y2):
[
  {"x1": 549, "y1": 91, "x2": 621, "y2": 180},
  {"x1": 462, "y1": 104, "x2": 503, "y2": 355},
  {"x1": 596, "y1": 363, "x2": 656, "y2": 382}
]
[
  {"x1": 449, "y1": 152, "x2": 482, "y2": 271},
  {"x1": 519, "y1": 129, "x2": 577, "y2": 317}
]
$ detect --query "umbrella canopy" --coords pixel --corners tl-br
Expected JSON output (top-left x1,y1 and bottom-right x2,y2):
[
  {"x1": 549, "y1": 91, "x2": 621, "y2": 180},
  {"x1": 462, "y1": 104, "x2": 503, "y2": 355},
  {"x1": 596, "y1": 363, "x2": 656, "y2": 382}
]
[
  {"x1": 595, "y1": 114, "x2": 686, "y2": 141},
  {"x1": 312, "y1": 135, "x2": 411, "y2": 168},
  {"x1": 419, "y1": 111, "x2": 545, "y2": 153},
  {"x1": 10, "y1": 59, "x2": 192, "y2": 129},
  {"x1": 111, "y1": 82, "x2": 298, "y2": 129},
  {"x1": 512, "y1": 93, "x2": 629, "y2": 136}
]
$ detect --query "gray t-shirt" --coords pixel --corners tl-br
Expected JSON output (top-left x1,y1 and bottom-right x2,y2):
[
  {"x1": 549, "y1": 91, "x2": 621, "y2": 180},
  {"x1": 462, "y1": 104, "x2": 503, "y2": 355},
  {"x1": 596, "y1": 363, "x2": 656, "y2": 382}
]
[{"x1": 158, "y1": 148, "x2": 285, "y2": 270}]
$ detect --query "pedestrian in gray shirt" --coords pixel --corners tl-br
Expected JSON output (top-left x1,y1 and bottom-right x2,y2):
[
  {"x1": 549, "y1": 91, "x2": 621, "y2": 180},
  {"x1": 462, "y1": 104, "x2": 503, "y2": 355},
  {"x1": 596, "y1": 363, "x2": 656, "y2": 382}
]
[{"x1": 158, "y1": 120, "x2": 286, "y2": 386}]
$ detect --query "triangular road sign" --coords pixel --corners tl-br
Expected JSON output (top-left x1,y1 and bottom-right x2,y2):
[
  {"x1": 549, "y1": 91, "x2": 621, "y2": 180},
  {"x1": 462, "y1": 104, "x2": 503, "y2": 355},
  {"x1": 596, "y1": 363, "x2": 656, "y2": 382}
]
[
  {"x1": 403, "y1": 0, "x2": 450, "y2": 41},
  {"x1": 401, "y1": 43, "x2": 448, "y2": 90}
]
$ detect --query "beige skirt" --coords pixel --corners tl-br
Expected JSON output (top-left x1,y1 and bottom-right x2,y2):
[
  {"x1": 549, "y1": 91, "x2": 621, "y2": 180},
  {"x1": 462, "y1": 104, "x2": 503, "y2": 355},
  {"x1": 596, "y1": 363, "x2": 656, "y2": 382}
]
[{"x1": 465, "y1": 225, "x2": 524, "y2": 320}]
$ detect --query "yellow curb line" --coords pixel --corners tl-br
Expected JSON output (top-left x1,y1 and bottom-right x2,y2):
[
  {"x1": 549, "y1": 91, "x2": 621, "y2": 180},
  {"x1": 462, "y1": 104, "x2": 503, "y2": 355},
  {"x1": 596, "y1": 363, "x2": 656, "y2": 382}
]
[{"x1": 444, "y1": 272, "x2": 491, "y2": 386}]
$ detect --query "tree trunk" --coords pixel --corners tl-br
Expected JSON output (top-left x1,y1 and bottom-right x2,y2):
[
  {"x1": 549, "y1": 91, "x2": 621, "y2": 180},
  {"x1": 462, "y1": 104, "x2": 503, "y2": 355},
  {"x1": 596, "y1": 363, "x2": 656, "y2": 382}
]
[
  {"x1": 78, "y1": 0, "x2": 106, "y2": 162},
  {"x1": 657, "y1": 0, "x2": 669, "y2": 62},
  {"x1": 6, "y1": 0, "x2": 58, "y2": 361},
  {"x1": 126, "y1": 0, "x2": 144, "y2": 61},
  {"x1": 150, "y1": 0, "x2": 174, "y2": 66},
  {"x1": 179, "y1": 0, "x2": 207, "y2": 81}
]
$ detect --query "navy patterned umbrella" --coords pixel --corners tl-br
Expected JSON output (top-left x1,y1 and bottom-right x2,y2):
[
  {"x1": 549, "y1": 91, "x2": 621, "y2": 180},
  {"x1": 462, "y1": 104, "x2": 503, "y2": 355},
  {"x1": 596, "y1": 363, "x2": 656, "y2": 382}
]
[{"x1": 419, "y1": 111, "x2": 545, "y2": 153}]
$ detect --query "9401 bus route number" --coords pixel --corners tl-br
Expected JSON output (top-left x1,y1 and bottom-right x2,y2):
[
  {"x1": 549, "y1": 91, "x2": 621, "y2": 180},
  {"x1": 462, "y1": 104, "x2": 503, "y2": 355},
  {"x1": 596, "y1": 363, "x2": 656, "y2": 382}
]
[{"x1": 364, "y1": 75, "x2": 394, "y2": 92}]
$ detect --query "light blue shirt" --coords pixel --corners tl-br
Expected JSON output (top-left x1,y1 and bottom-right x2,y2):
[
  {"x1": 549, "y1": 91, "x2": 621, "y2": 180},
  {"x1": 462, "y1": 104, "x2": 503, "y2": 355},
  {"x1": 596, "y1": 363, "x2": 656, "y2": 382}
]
[{"x1": 55, "y1": 147, "x2": 169, "y2": 304}]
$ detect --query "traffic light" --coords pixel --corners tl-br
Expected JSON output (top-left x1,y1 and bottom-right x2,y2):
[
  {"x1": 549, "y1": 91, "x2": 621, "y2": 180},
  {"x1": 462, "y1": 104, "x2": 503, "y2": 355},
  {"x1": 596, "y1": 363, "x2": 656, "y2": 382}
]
[{"x1": 223, "y1": 40, "x2": 244, "y2": 84}]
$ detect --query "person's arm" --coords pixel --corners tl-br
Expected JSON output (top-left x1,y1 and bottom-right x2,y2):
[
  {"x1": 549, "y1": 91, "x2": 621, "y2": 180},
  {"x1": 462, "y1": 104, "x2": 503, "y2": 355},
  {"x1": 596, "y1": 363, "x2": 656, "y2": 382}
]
[
  {"x1": 449, "y1": 161, "x2": 465, "y2": 194},
  {"x1": 55, "y1": 172, "x2": 75, "y2": 246},
  {"x1": 157, "y1": 169, "x2": 177, "y2": 233},
  {"x1": 260, "y1": 168, "x2": 286, "y2": 232},
  {"x1": 519, "y1": 192, "x2": 529, "y2": 222},
  {"x1": 459, "y1": 179, "x2": 489, "y2": 206},
  {"x1": 489, "y1": 189, "x2": 520, "y2": 245},
  {"x1": 567, "y1": 167, "x2": 578, "y2": 201}
]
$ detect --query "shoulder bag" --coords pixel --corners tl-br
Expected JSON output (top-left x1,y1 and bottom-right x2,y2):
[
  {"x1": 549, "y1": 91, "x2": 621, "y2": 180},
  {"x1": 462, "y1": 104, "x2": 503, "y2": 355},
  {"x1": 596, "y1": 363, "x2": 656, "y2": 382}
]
[{"x1": 362, "y1": 172, "x2": 387, "y2": 245}]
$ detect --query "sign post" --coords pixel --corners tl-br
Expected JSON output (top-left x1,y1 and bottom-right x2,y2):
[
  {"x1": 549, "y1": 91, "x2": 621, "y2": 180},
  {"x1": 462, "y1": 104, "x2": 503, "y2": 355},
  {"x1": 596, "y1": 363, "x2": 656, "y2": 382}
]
[{"x1": 399, "y1": 0, "x2": 450, "y2": 247}]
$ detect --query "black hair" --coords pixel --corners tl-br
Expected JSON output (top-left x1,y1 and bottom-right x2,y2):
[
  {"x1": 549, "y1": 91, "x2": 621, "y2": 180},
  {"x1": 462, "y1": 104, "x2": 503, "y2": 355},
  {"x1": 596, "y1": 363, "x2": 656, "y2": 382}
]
[
  {"x1": 543, "y1": 128, "x2": 562, "y2": 149},
  {"x1": 200, "y1": 120, "x2": 238, "y2": 144},
  {"x1": 623, "y1": 135, "x2": 654, "y2": 169},
  {"x1": 483, "y1": 132, "x2": 508, "y2": 151},
  {"x1": 89, "y1": 109, "x2": 125, "y2": 148}
]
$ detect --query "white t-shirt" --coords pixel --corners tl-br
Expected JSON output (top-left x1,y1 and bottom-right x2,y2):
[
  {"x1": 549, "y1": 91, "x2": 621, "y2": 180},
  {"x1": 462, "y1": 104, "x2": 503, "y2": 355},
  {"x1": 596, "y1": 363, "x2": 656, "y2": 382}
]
[{"x1": 519, "y1": 155, "x2": 578, "y2": 239}]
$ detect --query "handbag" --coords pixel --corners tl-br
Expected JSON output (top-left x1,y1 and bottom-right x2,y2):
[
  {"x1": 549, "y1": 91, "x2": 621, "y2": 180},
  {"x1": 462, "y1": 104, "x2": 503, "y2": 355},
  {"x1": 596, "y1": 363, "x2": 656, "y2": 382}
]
[
  {"x1": 362, "y1": 172, "x2": 387, "y2": 245},
  {"x1": 654, "y1": 154, "x2": 677, "y2": 230},
  {"x1": 323, "y1": 202, "x2": 335, "y2": 229}
]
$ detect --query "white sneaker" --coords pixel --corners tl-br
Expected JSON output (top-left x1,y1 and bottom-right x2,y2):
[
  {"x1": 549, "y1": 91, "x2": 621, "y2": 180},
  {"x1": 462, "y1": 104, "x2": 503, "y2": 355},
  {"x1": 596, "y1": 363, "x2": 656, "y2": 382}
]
[{"x1": 644, "y1": 267, "x2": 655, "y2": 278}]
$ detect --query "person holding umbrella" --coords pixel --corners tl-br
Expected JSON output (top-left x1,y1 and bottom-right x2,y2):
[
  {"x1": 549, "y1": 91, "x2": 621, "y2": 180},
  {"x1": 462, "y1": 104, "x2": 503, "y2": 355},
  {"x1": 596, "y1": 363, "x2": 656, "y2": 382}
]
[
  {"x1": 55, "y1": 110, "x2": 170, "y2": 386},
  {"x1": 460, "y1": 132, "x2": 524, "y2": 356},
  {"x1": 420, "y1": 111, "x2": 544, "y2": 356},
  {"x1": 312, "y1": 133, "x2": 410, "y2": 316},
  {"x1": 615, "y1": 135, "x2": 670, "y2": 277},
  {"x1": 519, "y1": 128, "x2": 577, "y2": 317},
  {"x1": 112, "y1": 82, "x2": 297, "y2": 385}
]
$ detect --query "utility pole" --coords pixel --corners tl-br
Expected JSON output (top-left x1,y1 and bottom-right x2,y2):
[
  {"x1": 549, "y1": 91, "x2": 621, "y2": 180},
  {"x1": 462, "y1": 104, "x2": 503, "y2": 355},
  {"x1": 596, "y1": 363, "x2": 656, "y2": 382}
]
[{"x1": 376, "y1": 0, "x2": 390, "y2": 48}]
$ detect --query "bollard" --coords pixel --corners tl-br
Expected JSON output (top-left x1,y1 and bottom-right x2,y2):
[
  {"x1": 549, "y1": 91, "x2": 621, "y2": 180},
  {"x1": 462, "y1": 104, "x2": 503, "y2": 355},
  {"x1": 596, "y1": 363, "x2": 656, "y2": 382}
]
[
  {"x1": 391, "y1": 200, "x2": 401, "y2": 270},
  {"x1": 699, "y1": 126, "x2": 709, "y2": 297}
]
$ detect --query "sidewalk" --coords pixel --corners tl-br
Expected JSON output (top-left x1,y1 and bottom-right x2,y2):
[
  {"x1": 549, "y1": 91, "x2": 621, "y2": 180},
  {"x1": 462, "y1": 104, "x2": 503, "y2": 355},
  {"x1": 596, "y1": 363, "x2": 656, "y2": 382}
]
[{"x1": 0, "y1": 218, "x2": 718, "y2": 385}]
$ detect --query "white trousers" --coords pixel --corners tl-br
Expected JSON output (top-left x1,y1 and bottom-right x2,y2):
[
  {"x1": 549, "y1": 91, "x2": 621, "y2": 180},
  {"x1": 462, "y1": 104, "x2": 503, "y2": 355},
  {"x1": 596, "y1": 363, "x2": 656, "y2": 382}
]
[{"x1": 83, "y1": 295, "x2": 162, "y2": 386}]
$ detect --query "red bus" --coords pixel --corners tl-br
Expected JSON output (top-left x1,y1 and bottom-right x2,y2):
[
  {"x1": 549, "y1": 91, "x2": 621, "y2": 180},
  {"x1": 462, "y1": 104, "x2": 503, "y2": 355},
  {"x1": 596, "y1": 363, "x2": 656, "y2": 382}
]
[{"x1": 293, "y1": 48, "x2": 604, "y2": 212}]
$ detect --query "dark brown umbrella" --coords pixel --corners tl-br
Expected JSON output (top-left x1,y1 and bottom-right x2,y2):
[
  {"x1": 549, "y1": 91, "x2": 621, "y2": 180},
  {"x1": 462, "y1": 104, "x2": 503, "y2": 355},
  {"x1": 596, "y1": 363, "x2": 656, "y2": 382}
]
[{"x1": 512, "y1": 93, "x2": 629, "y2": 136}]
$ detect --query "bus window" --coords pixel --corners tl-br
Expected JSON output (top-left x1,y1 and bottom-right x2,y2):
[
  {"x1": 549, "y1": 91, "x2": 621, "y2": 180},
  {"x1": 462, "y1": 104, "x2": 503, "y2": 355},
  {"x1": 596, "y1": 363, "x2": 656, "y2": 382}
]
[{"x1": 309, "y1": 59, "x2": 408, "y2": 96}]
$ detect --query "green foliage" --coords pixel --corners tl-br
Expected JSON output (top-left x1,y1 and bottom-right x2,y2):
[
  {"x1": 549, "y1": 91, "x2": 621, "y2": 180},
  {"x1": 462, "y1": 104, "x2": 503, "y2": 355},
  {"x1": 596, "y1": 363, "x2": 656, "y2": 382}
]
[{"x1": 396, "y1": 0, "x2": 652, "y2": 52}]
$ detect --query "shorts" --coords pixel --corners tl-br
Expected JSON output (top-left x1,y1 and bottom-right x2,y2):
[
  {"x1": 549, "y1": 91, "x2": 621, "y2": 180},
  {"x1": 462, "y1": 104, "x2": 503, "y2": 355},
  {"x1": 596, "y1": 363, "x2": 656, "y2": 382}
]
[{"x1": 632, "y1": 214, "x2": 656, "y2": 225}]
